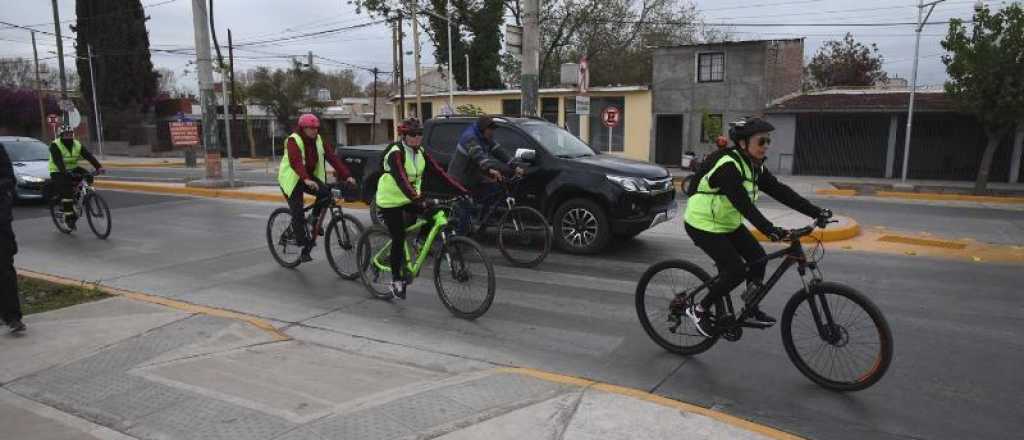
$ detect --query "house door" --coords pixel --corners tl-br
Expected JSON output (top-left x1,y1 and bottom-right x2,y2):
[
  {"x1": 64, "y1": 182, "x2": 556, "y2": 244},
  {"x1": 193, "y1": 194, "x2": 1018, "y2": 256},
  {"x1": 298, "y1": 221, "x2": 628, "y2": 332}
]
[{"x1": 655, "y1": 115, "x2": 683, "y2": 166}]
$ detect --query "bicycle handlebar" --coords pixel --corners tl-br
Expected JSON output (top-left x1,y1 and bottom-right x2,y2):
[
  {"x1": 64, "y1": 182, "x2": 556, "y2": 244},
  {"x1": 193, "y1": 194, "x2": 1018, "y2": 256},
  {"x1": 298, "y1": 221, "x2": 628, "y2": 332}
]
[{"x1": 786, "y1": 217, "x2": 838, "y2": 241}]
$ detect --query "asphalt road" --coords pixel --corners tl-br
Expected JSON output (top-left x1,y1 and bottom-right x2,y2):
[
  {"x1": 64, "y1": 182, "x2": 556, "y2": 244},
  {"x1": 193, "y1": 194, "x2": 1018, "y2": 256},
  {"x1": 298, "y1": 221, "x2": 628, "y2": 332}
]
[{"x1": 11, "y1": 191, "x2": 1024, "y2": 440}]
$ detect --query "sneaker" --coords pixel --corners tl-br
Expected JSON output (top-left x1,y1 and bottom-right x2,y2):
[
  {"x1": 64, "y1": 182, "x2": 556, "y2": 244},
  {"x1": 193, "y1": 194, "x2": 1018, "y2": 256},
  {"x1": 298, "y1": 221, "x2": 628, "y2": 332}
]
[
  {"x1": 744, "y1": 307, "x2": 777, "y2": 327},
  {"x1": 8, "y1": 319, "x2": 26, "y2": 333},
  {"x1": 300, "y1": 250, "x2": 314, "y2": 263},
  {"x1": 685, "y1": 305, "x2": 714, "y2": 338},
  {"x1": 390, "y1": 281, "x2": 406, "y2": 300}
]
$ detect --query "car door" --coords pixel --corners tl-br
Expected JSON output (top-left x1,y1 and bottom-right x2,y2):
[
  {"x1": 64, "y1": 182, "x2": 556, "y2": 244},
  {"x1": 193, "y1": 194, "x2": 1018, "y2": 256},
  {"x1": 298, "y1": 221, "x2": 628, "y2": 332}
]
[{"x1": 491, "y1": 125, "x2": 551, "y2": 211}]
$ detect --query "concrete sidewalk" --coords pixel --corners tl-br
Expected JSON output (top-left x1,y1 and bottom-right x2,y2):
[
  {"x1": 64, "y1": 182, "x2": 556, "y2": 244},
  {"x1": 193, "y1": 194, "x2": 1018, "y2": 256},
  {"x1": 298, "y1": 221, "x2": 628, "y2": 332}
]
[{"x1": 0, "y1": 273, "x2": 797, "y2": 440}]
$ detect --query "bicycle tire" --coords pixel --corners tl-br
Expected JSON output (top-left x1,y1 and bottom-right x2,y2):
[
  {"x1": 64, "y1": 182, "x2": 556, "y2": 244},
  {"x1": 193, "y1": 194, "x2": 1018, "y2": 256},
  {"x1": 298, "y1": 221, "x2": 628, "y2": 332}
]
[
  {"x1": 325, "y1": 213, "x2": 365, "y2": 280},
  {"x1": 497, "y1": 206, "x2": 551, "y2": 268},
  {"x1": 369, "y1": 199, "x2": 386, "y2": 227},
  {"x1": 635, "y1": 259, "x2": 723, "y2": 355},
  {"x1": 780, "y1": 281, "x2": 893, "y2": 392},
  {"x1": 266, "y1": 207, "x2": 302, "y2": 268},
  {"x1": 84, "y1": 192, "x2": 112, "y2": 239},
  {"x1": 48, "y1": 197, "x2": 73, "y2": 234},
  {"x1": 433, "y1": 236, "x2": 495, "y2": 320},
  {"x1": 356, "y1": 225, "x2": 399, "y2": 299}
]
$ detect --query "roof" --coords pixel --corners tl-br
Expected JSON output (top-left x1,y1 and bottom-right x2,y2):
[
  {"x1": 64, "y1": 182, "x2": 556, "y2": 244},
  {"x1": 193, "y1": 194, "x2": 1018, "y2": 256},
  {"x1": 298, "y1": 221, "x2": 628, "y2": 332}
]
[
  {"x1": 390, "y1": 85, "x2": 648, "y2": 101},
  {"x1": 766, "y1": 90, "x2": 958, "y2": 113},
  {"x1": 654, "y1": 38, "x2": 804, "y2": 50}
]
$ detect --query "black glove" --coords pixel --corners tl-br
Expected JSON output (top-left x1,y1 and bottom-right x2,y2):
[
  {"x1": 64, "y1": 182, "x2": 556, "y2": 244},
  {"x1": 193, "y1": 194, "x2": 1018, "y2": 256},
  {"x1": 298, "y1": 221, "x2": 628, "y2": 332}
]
[
  {"x1": 818, "y1": 208, "x2": 833, "y2": 220},
  {"x1": 766, "y1": 226, "x2": 789, "y2": 242}
]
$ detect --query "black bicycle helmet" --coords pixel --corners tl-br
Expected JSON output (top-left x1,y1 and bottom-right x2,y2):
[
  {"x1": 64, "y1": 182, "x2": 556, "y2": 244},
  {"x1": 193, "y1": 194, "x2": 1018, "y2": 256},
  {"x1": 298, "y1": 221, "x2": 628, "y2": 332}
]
[
  {"x1": 728, "y1": 117, "x2": 774, "y2": 144},
  {"x1": 477, "y1": 116, "x2": 497, "y2": 130}
]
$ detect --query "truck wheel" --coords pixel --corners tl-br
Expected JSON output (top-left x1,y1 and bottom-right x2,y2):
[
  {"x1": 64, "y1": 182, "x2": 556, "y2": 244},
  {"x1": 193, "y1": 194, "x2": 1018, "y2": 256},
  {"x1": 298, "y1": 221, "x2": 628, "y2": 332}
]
[{"x1": 553, "y1": 198, "x2": 610, "y2": 254}]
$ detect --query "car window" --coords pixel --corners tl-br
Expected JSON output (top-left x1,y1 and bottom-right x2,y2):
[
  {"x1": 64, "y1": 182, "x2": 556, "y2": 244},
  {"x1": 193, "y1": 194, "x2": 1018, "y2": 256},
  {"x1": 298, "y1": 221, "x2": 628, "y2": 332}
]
[
  {"x1": 492, "y1": 127, "x2": 533, "y2": 160},
  {"x1": 426, "y1": 122, "x2": 469, "y2": 155},
  {"x1": 520, "y1": 121, "x2": 595, "y2": 158},
  {"x1": 1, "y1": 139, "x2": 51, "y2": 161}
]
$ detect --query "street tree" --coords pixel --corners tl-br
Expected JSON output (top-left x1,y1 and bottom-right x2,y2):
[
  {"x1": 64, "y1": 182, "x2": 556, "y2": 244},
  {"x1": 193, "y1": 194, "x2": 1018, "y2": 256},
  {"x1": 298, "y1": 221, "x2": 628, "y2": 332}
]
[
  {"x1": 0, "y1": 86, "x2": 59, "y2": 136},
  {"x1": 0, "y1": 58, "x2": 34, "y2": 89},
  {"x1": 941, "y1": 3, "x2": 1024, "y2": 193},
  {"x1": 73, "y1": 0, "x2": 158, "y2": 110},
  {"x1": 245, "y1": 61, "x2": 325, "y2": 130},
  {"x1": 805, "y1": 33, "x2": 888, "y2": 90},
  {"x1": 321, "y1": 69, "x2": 365, "y2": 99}
]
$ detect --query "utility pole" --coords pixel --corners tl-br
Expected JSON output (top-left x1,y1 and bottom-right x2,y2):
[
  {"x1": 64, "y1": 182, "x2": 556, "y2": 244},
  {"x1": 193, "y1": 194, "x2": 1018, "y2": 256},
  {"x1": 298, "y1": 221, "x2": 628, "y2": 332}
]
[
  {"x1": 87, "y1": 44, "x2": 104, "y2": 158},
  {"x1": 410, "y1": 0, "x2": 423, "y2": 119},
  {"x1": 225, "y1": 29, "x2": 236, "y2": 186},
  {"x1": 446, "y1": 1, "x2": 454, "y2": 109},
  {"x1": 398, "y1": 12, "x2": 406, "y2": 120},
  {"x1": 391, "y1": 15, "x2": 400, "y2": 114},
  {"x1": 465, "y1": 54, "x2": 470, "y2": 91},
  {"x1": 521, "y1": 0, "x2": 540, "y2": 117},
  {"x1": 191, "y1": 0, "x2": 222, "y2": 182},
  {"x1": 50, "y1": 0, "x2": 69, "y2": 127},
  {"x1": 902, "y1": 0, "x2": 947, "y2": 181},
  {"x1": 307, "y1": 51, "x2": 314, "y2": 69},
  {"x1": 372, "y1": 67, "x2": 379, "y2": 144},
  {"x1": 31, "y1": 31, "x2": 46, "y2": 140}
]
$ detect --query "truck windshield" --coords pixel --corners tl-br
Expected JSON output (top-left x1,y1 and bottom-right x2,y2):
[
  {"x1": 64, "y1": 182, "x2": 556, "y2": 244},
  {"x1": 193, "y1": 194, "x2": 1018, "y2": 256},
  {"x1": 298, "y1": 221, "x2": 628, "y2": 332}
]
[{"x1": 520, "y1": 121, "x2": 595, "y2": 159}]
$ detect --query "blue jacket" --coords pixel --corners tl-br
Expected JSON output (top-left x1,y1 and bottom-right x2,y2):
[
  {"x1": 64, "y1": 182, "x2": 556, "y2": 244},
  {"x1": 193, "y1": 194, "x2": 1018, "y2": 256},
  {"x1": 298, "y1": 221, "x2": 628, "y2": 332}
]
[{"x1": 447, "y1": 123, "x2": 511, "y2": 188}]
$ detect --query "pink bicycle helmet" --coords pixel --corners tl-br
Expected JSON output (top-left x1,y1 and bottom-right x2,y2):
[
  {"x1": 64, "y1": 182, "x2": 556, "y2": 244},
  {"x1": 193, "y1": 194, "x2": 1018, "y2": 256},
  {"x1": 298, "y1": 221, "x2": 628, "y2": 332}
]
[{"x1": 297, "y1": 113, "x2": 320, "y2": 129}]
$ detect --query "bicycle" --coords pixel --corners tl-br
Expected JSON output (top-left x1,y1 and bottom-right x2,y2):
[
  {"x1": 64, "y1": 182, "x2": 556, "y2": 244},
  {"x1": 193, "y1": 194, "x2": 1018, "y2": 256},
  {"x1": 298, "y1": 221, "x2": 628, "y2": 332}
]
[
  {"x1": 266, "y1": 183, "x2": 365, "y2": 278},
  {"x1": 356, "y1": 197, "x2": 496, "y2": 320},
  {"x1": 448, "y1": 176, "x2": 552, "y2": 268},
  {"x1": 634, "y1": 218, "x2": 893, "y2": 391},
  {"x1": 49, "y1": 171, "x2": 111, "y2": 239}
]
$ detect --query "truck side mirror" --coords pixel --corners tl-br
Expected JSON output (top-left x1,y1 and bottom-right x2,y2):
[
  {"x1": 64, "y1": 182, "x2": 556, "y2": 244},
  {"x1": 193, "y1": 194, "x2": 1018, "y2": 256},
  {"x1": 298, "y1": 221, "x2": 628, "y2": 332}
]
[{"x1": 515, "y1": 148, "x2": 537, "y2": 162}]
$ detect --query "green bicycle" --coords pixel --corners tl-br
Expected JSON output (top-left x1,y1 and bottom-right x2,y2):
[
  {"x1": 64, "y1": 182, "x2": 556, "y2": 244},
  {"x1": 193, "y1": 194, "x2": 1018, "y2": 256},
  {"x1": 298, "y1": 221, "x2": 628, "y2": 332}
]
[{"x1": 356, "y1": 198, "x2": 496, "y2": 320}]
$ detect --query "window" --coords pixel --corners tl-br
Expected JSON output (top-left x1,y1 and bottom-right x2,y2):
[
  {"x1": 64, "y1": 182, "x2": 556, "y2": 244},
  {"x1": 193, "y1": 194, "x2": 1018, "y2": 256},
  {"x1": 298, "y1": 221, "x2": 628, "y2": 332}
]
[
  {"x1": 700, "y1": 114, "x2": 723, "y2": 143},
  {"x1": 521, "y1": 120, "x2": 595, "y2": 158},
  {"x1": 0, "y1": 140, "x2": 50, "y2": 161},
  {"x1": 697, "y1": 52, "x2": 725, "y2": 83},
  {"x1": 426, "y1": 122, "x2": 469, "y2": 156},
  {"x1": 407, "y1": 102, "x2": 434, "y2": 120},
  {"x1": 541, "y1": 98, "x2": 559, "y2": 124},
  {"x1": 502, "y1": 99, "x2": 522, "y2": 117},
  {"x1": 493, "y1": 127, "x2": 533, "y2": 161}
]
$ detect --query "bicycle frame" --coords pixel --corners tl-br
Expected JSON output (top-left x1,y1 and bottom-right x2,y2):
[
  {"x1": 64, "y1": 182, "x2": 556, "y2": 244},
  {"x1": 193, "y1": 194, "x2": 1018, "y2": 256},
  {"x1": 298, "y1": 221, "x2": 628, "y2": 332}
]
[{"x1": 370, "y1": 208, "x2": 451, "y2": 278}]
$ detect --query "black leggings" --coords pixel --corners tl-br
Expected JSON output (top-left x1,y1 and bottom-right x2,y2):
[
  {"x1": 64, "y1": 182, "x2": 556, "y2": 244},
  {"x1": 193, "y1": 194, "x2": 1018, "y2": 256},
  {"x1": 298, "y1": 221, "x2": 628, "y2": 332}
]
[
  {"x1": 380, "y1": 204, "x2": 435, "y2": 282},
  {"x1": 685, "y1": 222, "x2": 767, "y2": 309},
  {"x1": 284, "y1": 177, "x2": 331, "y2": 250}
]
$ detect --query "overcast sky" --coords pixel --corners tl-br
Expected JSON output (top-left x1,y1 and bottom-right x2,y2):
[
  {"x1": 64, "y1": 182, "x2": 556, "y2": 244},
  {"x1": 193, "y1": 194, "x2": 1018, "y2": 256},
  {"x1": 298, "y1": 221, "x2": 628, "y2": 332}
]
[{"x1": 0, "y1": 0, "x2": 1010, "y2": 94}]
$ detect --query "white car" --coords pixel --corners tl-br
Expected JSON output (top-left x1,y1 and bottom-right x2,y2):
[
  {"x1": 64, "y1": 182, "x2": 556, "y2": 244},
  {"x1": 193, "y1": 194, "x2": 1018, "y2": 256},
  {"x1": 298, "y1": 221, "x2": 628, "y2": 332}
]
[{"x1": 0, "y1": 136, "x2": 52, "y2": 201}]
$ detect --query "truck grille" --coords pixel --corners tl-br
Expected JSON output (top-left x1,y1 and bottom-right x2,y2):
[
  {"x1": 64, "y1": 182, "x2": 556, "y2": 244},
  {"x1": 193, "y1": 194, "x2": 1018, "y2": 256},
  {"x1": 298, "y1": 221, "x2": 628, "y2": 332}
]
[{"x1": 645, "y1": 177, "x2": 673, "y2": 194}]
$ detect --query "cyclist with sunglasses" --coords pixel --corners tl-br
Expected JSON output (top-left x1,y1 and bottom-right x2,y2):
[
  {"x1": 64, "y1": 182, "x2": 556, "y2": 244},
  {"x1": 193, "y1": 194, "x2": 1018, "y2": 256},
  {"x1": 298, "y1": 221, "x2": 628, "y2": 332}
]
[{"x1": 683, "y1": 117, "x2": 832, "y2": 337}]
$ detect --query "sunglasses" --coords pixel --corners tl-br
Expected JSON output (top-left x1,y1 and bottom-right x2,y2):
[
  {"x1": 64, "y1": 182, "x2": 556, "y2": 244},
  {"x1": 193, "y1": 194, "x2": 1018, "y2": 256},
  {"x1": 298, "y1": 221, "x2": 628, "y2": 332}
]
[
  {"x1": 408, "y1": 131, "x2": 424, "y2": 137},
  {"x1": 757, "y1": 137, "x2": 772, "y2": 147}
]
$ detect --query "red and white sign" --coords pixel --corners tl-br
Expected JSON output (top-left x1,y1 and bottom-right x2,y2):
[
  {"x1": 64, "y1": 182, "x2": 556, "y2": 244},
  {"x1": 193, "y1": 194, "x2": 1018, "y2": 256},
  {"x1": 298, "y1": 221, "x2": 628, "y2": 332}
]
[
  {"x1": 601, "y1": 106, "x2": 621, "y2": 128},
  {"x1": 46, "y1": 113, "x2": 59, "y2": 128},
  {"x1": 169, "y1": 121, "x2": 200, "y2": 147}
]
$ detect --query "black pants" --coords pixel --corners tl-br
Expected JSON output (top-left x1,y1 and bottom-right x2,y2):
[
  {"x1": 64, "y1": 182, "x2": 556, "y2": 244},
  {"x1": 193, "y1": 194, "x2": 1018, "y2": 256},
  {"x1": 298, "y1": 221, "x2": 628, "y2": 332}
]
[
  {"x1": 0, "y1": 191, "x2": 20, "y2": 324},
  {"x1": 284, "y1": 177, "x2": 331, "y2": 251},
  {"x1": 380, "y1": 204, "x2": 433, "y2": 282},
  {"x1": 685, "y1": 223, "x2": 767, "y2": 310},
  {"x1": 51, "y1": 168, "x2": 87, "y2": 220}
]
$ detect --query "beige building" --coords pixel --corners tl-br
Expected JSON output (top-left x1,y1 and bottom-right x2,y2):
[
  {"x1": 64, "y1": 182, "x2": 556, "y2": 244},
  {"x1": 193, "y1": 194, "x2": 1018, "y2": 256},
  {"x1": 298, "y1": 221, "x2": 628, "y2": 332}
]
[{"x1": 392, "y1": 86, "x2": 652, "y2": 162}]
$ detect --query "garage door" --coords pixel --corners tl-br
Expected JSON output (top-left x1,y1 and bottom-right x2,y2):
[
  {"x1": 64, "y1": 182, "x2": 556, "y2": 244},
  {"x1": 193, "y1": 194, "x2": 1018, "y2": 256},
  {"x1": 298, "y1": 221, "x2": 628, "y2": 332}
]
[{"x1": 794, "y1": 114, "x2": 889, "y2": 177}]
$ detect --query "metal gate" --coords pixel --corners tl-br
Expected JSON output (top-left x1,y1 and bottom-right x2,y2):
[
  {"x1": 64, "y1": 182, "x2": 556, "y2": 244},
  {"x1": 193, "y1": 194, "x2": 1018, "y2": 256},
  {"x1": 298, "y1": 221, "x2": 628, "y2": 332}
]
[
  {"x1": 655, "y1": 115, "x2": 683, "y2": 166},
  {"x1": 794, "y1": 114, "x2": 889, "y2": 177},
  {"x1": 893, "y1": 114, "x2": 1014, "y2": 181}
]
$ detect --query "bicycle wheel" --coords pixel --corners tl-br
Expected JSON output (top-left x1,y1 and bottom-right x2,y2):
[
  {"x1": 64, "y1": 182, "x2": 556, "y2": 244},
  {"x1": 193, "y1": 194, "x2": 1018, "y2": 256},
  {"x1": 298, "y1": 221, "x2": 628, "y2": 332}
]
[
  {"x1": 497, "y1": 206, "x2": 551, "y2": 268},
  {"x1": 266, "y1": 207, "x2": 302, "y2": 268},
  {"x1": 781, "y1": 282, "x2": 894, "y2": 392},
  {"x1": 433, "y1": 236, "x2": 495, "y2": 320},
  {"x1": 635, "y1": 259, "x2": 723, "y2": 355},
  {"x1": 84, "y1": 192, "x2": 112, "y2": 239},
  {"x1": 356, "y1": 225, "x2": 399, "y2": 299},
  {"x1": 48, "y1": 197, "x2": 73, "y2": 234},
  {"x1": 325, "y1": 213, "x2": 365, "y2": 280},
  {"x1": 369, "y1": 199, "x2": 386, "y2": 227}
]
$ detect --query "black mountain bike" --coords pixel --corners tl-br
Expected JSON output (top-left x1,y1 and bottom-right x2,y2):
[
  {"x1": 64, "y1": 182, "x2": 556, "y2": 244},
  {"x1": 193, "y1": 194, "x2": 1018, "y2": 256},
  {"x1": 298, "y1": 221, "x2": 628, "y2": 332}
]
[
  {"x1": 635, "y1": 218, "x2": 893, "y2": 391},
  {"x1": 266, "y1": 184, "x2": 365, "y2": 278},
  {"x1": 49, "y1": 171, "x2": 111, "y2": 239},
  {"x1": 448, "y1": 176, "x2": 551, "y2": 268}
]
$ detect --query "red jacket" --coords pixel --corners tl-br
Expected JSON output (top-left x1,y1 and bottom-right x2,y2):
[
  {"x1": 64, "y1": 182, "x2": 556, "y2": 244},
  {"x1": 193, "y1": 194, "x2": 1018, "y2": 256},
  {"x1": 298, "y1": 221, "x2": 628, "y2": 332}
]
[{"x1": 286, "y1": 134, "x2": 350, "y2": 181}]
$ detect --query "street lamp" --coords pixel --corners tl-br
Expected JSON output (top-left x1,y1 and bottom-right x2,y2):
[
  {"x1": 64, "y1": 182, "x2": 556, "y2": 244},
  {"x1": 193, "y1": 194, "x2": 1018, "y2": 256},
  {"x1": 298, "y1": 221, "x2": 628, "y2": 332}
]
[{"x1": 901, "y1": 0, "x2": 947, "y2": 181}]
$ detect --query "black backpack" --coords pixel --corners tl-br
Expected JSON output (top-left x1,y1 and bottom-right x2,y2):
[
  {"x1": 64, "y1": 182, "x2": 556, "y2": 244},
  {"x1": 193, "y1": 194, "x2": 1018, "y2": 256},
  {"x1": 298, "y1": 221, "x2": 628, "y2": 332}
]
[{"x1": 684, "y1": 149, "x2": 737, "y2": 196}]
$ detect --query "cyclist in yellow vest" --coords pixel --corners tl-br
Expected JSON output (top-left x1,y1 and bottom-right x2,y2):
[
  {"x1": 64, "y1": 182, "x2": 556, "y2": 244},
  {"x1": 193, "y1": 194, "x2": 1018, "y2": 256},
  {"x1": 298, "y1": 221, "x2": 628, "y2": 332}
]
[
  {"x1": 49, "y1": 126, "x2": 104, "y2": 229},
  {"x1": 278, "y1": 113, "x2": 356, "y2": 263},
  {"x1": 376, "y1": 119, "x2": 468, "y2": 299},
  {"x1": 683, "y1": 118, "x2": 832, "y2": 337}
]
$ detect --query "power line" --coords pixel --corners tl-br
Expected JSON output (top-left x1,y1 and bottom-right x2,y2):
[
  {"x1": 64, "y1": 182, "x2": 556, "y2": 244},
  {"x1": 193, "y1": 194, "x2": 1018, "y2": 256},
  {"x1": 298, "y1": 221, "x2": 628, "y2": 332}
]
[
  {"x1": 704, "y1": 1, "x2": 978, "y2": 22},
  {"x1": 0, "y1": 0, "x2": 181, "y2": 31},
  {"x1": 231, "y1": 20, "x2": 385, "y2": 48}
]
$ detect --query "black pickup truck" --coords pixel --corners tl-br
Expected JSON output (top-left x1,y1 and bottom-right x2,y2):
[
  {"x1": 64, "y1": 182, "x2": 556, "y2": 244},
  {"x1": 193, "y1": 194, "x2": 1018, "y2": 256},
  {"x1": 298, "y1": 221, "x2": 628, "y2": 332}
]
[{"x1": 339, "y1": 116, "x2": 676, "y2": 254}]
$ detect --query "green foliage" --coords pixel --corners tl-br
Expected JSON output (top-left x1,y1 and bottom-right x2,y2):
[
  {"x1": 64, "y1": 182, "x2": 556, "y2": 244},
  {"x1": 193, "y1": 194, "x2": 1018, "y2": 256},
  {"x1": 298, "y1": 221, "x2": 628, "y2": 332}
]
[
  {"x1": 701, "y1": 111, "x2": 722, "y2": 143},
  {"x1": 456, "y1": 104, "x2": 486, "y2": 116},
  {"x1": 73, "y1": 0, "x2": 158, "y2": 110},
  {"x1": 246, "y1": 61, "x2": 326, "y2": 129},
  {"x1": 942, "y1": 3, "x2": 1024, "y2": 191},
  {"x1": 320, "y1": 69, "x2": 365, "y2": 99},
  {"x1": 17, "y1": 276, "x2": 110, "y2": 316},
  {"x1": 805, "y1": 33, "x2": 888, "y2": 89}
]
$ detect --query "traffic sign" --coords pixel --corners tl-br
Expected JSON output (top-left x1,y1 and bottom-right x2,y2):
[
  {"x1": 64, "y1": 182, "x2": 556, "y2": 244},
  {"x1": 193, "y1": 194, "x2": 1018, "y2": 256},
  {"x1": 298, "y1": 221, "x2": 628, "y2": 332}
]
[
  {"x1": 46, "y1": 114, "x2": 59, "y2": 128},
  {"x1": 169, "y1": 121, "x2": 200, "y2": 147},
  {"x1": 575, "y1": 96, "x2": 590, "y2": 116},
  {"x1": 601, "y1": 106, "x2": 621, "y2": 128}
]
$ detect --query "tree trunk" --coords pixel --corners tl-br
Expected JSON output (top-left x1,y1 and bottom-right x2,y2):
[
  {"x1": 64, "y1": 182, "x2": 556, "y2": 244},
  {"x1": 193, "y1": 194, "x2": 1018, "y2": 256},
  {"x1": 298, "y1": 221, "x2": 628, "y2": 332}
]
[{"x1": 974, "y1": 127, "x2": 1008, "y2": 194}]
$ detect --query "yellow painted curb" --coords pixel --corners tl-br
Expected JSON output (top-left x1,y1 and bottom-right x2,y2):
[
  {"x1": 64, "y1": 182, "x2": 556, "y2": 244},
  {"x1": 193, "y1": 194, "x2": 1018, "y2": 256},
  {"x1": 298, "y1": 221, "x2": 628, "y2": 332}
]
[
  {"x1": 875, "y1": 191, "x2": 1024, "y2": 204},
  {"x1": 749, "y1": 218, "x2": 860, "y2": 243},
  {"x1": 16, "y1": 268, "x2": 290, "y2": 342},
  {"x1": 94, "y1": 180, "x2": 368, "y2": 209},
  {"x1": 103, "y1": 162, "x2": 185, "y2": 169},
  {"x1": 814, "y1": 188, "x2": 857, "y2": 197},
  {"x1": 497, "y1": 367, "x2": 803, "y2": 440}
]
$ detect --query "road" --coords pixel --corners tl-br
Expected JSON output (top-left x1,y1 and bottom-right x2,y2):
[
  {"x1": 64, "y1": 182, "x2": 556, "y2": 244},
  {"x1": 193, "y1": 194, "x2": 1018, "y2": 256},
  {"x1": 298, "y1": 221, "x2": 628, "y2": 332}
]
[{"x1": 12, "y1": 191, "x2": 1024, "y2": 440}]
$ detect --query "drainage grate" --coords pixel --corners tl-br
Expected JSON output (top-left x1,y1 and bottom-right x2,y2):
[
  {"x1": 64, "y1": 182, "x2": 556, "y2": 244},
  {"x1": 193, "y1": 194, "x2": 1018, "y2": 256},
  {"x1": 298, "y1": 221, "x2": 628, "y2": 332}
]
[{"x1": 877, "y1": 235, "x2": 967, "y2": 250}]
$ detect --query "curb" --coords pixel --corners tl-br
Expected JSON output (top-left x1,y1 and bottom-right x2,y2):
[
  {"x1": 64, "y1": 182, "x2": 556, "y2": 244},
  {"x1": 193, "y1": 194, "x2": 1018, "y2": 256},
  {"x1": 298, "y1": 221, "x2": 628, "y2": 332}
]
[
  {"x1": 94, "y1": 180, "x2": 368, "y2": 209},
  {"x1": 499, "y1": 367, "x2": 803, "y2": 439},
  {"x1": 815, "y1": 188, "x2": 1024, "y2": 204},
  {"x1": 749, "y1": 217, "x2": 860, "y2": 243},
  {"x1": 16, "y1": 268, "x2": 290, "y2": 342}
]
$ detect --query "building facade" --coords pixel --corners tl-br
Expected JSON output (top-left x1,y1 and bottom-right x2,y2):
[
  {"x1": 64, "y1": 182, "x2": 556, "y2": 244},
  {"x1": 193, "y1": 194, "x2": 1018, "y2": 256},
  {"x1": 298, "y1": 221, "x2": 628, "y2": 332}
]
[{"x1": 651, "y1": 39, "x2": 804, "y2": 166}]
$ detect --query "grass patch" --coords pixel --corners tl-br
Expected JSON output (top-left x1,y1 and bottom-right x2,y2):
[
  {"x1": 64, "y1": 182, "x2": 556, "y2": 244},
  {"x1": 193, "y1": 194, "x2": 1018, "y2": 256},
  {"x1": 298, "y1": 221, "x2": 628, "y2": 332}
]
[{"x1": 17, "y1": 275, "x2": 111, "y2": 315}]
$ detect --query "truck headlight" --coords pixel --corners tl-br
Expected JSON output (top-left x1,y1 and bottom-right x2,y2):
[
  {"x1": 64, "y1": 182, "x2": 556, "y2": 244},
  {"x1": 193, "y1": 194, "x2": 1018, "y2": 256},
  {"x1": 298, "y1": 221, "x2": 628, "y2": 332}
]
[
  {"x1": 17, "y1": 174, "x2": 45, "y2": 183},
  {"x1": 607, "y1": 175, "x2": 648, "y2": 193}
]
